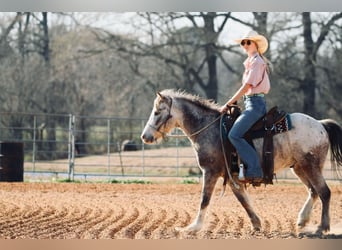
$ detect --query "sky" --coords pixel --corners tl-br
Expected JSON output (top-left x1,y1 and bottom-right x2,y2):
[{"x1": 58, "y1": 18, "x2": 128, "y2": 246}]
[
  {"x1": 0, "y1": 0, "x2": 341, "y2": 11},
  {"x1": 73, "y1": 12, "x2": 252, "y2": 45}
]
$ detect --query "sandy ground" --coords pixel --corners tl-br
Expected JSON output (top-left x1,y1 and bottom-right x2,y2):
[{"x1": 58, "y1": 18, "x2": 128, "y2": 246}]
[{"x1": 0, "y1": 181, "x2": 341, "y2": 239}]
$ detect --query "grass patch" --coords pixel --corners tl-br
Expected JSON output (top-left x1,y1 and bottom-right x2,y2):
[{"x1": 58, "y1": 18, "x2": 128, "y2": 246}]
[
  {"x1": 110, "y1": 179, "x2": 152, "y2": 184},
  {"x1": 57, "y1": 179, "x2": 82, "y2": 183},
  {"x1": 181, "y1": 178, "x2": 199, "y2": 184}
]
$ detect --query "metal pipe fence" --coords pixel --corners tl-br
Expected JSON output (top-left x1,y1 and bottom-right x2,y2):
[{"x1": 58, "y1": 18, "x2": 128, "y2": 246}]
[
  {"x1": 0, "y1": 112, "x2": 340, "y2": 182},
  {"x1": 0, "y1": 112, "x2": 198, "y2": 181}
]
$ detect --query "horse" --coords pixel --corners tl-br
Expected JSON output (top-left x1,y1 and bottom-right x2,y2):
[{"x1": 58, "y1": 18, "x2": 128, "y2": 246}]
[{"x1": 140, "y1": 89, "x2": 342, "y2": 234}]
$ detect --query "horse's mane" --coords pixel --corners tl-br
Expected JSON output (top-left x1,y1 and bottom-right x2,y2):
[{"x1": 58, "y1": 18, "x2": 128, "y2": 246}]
[{"x1": 160, "y1": 89, "x2": 220, "y2": 112}]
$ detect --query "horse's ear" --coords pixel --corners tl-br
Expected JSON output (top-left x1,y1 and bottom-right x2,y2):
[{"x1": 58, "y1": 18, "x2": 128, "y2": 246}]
[{"x1": 157, "y1": 92, "x2": 164, "y2": 99}]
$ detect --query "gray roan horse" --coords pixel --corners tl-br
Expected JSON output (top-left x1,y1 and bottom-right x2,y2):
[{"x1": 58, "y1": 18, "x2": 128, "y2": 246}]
[{"x1": 141, "y1": 89, "x2": 342, "y2": 234}]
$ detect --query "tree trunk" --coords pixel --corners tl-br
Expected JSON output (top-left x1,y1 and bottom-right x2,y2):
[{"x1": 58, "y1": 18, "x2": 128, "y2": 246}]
[
  {"x1": 253, "y1": 12, "x2": 268, "y2": 35},
  {"x1": 203, "y1": 12, "x2": 218, "y2": 101},
  {"x1": 40, "y1": 12, "x2": 57, "y2": 158},
  {"x1": 206, "y1": 46, "x2": 218, "y2": 100},
  {"x1": 302, "y1": 12, "x2": 317, "y2": 116}
]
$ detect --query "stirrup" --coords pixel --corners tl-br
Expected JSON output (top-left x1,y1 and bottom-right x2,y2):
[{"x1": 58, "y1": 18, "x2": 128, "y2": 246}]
[{"x1": 238, "y1": 164, "x2": 245, "y2": 180}]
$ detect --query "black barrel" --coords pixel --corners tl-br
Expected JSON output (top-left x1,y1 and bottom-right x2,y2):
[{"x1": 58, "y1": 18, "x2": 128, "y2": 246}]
[{"x1": 0, "y1": 142, "x2": 24, "y2": 182}]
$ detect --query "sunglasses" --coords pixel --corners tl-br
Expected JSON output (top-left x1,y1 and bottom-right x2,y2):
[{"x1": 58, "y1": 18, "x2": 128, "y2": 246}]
[{"x1": 240, "y1": 40, "x2": 252, "y2": 46}]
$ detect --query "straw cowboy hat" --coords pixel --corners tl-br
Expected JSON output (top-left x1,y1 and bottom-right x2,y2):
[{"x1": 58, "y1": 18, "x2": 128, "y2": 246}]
[{"x1": 235, "y1": 30, "x2": 269, "y2": 54}]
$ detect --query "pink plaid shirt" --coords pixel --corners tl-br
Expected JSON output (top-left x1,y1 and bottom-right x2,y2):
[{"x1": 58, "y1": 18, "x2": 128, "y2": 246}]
[{"x1": 242, "y1": 53, "x2": 270, "y2": 95}]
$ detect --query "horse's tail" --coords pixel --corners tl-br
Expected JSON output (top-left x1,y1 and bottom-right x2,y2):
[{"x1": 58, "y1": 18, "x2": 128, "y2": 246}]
[{"x1": 320, "y1": 119, "x2": 342, "y2": 177}]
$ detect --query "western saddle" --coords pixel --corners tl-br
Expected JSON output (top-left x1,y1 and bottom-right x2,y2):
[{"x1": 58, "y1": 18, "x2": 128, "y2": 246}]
[{"x1": 222, "y1": 105, "x2": 288, "y2": 186}]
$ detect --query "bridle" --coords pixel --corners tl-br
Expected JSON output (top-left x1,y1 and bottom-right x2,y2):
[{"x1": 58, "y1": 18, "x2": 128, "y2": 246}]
[
  {"x1": 147, "y1": 97, "x2": 224, "y2": 139},
  {"x1": 147, "y1": 97, "x2": 174, "y2": 138}
]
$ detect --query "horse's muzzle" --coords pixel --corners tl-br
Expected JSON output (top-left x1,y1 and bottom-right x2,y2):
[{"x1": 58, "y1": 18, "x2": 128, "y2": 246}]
[{"x1": 141, "y1": 133, "x2": 155, "y2": 144}]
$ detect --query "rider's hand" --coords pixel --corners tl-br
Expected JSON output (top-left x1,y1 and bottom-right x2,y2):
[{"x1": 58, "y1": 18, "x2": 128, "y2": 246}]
[{"x1": 219, "y1": 105, "x2": 229, "y2": 114}]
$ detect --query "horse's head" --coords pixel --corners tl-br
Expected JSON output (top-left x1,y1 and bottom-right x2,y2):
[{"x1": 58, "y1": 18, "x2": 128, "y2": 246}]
[{"x1": 141, "y1": 92, "x2": 175, "y2": 144}]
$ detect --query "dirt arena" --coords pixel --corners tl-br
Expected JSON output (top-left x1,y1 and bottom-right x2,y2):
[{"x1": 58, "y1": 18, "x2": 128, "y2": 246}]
[{"x1": 0, "y1": 181, "x2": 341, "y2": 239}]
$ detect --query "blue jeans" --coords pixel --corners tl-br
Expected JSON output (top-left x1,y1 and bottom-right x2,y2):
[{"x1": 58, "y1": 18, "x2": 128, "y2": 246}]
[{"x1": 228, "y1": 96, "x2": 266, "y2": 178}]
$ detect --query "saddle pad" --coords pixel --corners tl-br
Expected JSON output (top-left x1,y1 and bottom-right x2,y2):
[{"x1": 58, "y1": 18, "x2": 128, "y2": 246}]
[
  {"x1": 275, "y1": 114, "x2": 292, "y2": 133},
  {"x1": 250, "y1": 114, "x2": 292, "y2": 139}
]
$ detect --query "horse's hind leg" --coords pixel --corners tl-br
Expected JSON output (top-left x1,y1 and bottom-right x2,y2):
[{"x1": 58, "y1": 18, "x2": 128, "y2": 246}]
[
  {"x1": 309, "y1": 176, "x2": 331, "y2": 233},
  {"x1": 230, "y1": 181, "x2": 261, "y2": 231},
  {"x1": 292, "y1": 167, "x2": 319, "y2": 229},
  {"x1": 293, "y1": 162, "x2": 331, "y2": 233}
]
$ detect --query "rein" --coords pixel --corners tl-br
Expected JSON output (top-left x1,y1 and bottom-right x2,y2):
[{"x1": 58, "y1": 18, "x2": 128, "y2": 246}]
[
  {"x1": 147, "y1": 99, "x2": 240, "y2": 190},
  {"x1": 148, "y1": 114, "x2": 221, "y2": 139},
  {"x1": 170, "y1": 115, "x2": 222, "y2": 138}
]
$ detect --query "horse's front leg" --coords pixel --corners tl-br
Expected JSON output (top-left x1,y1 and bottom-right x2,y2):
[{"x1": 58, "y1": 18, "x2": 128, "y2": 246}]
[
  {"x1": 230, "y1": 180, "x2": 261, "y2": 231},
  {"x1": 176, "y1": 169, "x2": 219, "y2": 233}
]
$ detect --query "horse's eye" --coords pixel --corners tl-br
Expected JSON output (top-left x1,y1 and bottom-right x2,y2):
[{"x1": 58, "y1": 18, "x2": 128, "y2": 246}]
[{"x1": 154, "y1": 111, "x2": 160, "y2": 116}]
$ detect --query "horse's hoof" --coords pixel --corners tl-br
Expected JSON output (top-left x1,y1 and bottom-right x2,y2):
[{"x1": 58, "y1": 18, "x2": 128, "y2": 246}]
[
  {"x1": 251, "y1": 218, "x2": 262, "y2": 231},
  {"x1": 297, "y1": 223, "x2": 305, "y2": 230},
  {"x1": 296, "y1": 218, "x2": 308, "y2": 229},
  {"x1": 316, "y1": 225, "x2": 330, "y2": 234}
]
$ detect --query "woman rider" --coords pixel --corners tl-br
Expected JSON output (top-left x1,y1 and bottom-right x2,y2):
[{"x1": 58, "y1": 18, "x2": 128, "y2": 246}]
[{"x1": 220, "y1": 30, "x2": 271, "y2": 183}]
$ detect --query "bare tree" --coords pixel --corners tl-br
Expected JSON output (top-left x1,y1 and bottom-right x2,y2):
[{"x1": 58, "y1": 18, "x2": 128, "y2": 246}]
[
  {"x1": 301, "y1": 12, "x2": 342, "y2": 116},
  {"x1": 92, "y1": 12, "x2": 233, "y2": 101}
]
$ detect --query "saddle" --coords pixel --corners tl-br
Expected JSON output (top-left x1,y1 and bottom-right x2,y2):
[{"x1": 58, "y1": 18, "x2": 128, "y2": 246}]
[{"x1": 222, "y1": 106, "x2": 290, "y2": 186}]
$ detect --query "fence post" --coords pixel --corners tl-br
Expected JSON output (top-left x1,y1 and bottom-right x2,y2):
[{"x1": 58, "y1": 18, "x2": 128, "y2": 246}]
[
  {"x1": 68, "y1": 114, "x2": 75, "y2": 181},
  {"x1": 141, "y1": 119, "x2": 145, "y2": 177},
  {"x1": 32, "y1": 115, "x2": 37, "y2": 172},
  {"x1": 107, "y1": 118, "x2": 111, "y2": 177}
]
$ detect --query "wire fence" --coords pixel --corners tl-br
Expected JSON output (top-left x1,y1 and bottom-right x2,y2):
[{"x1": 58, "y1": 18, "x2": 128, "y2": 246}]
[{"x1": 0, "y1": 112, "x2": 339, "y2": 182}]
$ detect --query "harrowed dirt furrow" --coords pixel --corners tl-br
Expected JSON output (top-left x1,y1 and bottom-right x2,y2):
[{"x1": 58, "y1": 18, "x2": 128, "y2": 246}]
[
  {"x1": 200, "y1": 211, "x2": 220, "y2": 239},
  {"x1": 46, "y1": 207, "x2": 104, "y2": 239},
  {"x1": 0, "y1": 202, "x2": 25, "y2": 223},
  {"x1": 26, "y1": 207, "x2": 91, "y2": 239},
  {"x1": 269, "y1": 218, "x2": 285, "y2": 238},
  {"x1": 0, "y1": 205, "x2": 61, "y2": 239},
  {"x1": 215, "y1": 212, "x2": 234, "y2": 237},
  {"x1": 257, "y1": 204, "x2": 298, "y2": 239},
  {"x1": 204, "y1": 213, "x2": 249, "y2": 239},
  {"x1": 118, "y1": 205, "x2": 153, "y2": 239},
  {"x1": 23, "y1": 207, "x2": 70, "y2": 239},
  {"x1": 134, "y1": 208, "x2": 167, "y2": 239},
  {"x1": 210, "y1": 212, "x2": 240, "y2": 239},
  {"x1": 0, "y1": 183, "x2": 341, "y2": 239},
  {"x1": 264, "y1": 217, "x2": 297, "y2": 239},
  {"x1": 233, "y1": 215, "x2": 245, "y2": 235},
  {"x1": 0, "y1": 203, "x2": 42, "y2": 232},
  {"x1": 96, "y1": 206, "x2": 127, "y2": 239},
  {"x1": 263, "y1": 219, "x2": 272, "y2": 236},
  {"x1": 57, "y1": 204, "x2": 125, "y2": 239},
  {"x1": 55, "y1": 205, "x2": 117, "y2": 239},
  {"x1": 179, "y1": 207, "x2": 193, "y2": 229},
  {"x1": 287, "y1": 218, "x2": 298, "y2": 237},
  {"x1": 103, "y1": 206, "x2": 140, "y2": 239},
  {"x1": 155, "y1": 208, "x2": 180, "y2": 239},
  {"x1": 174, "y1": 207, "x2": 196, "y2": 239},
  {"x1": 79, "y1": 208, "x2": 119, "y2": 239}
]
